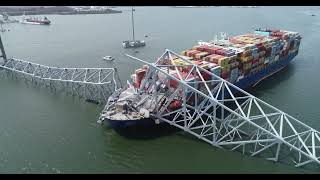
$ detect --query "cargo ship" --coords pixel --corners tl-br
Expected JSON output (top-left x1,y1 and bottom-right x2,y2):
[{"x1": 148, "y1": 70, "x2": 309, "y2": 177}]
[
  {"x1": 99, "y1": 28, "x2": 301, "y2": 135},
  {"x1": 20, "y1": 16, "x2": 51, "y2": 25}
]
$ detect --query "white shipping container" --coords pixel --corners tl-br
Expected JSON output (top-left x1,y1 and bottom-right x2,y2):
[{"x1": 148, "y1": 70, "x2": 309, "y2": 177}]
[{"x1": 131, "y1": 74, "x2": 136, "y2": 83}]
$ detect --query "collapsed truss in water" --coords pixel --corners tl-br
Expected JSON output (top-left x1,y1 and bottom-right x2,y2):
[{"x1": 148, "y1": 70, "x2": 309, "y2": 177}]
[
  {"x1": 125, "y1": 49, "x2": 320, "y2": 168},
  {"x1": 0, "y1": 58, "x2": 122, "y2": 104}
]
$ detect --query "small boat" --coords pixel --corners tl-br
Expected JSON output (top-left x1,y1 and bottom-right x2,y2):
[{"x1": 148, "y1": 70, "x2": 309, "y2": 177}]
[
  {"x1": 103, "y1": 56, "x2": 114, "y2": 61},
  {"x1": 311, "y1": 14, "x2": 316, "y2": 16}
]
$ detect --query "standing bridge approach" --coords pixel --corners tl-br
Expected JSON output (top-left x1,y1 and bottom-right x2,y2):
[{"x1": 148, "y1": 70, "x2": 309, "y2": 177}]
[{"x1": 123, "y1": 49, "x2": 320, "y2": 169}]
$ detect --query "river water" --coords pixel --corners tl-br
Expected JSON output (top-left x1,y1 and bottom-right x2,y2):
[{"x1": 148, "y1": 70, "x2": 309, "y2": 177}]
[{"x1": 0, "y1": 6, "x2": 319, "y2": 173}]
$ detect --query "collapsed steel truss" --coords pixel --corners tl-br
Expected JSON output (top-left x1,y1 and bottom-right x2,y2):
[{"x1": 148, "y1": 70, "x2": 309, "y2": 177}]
[
  {"x1": 126, "y1": 49, "x2": 320, "y2": 168},
  {"x1": 0, "y1": 58, "x2": 122, "y2": 103}
]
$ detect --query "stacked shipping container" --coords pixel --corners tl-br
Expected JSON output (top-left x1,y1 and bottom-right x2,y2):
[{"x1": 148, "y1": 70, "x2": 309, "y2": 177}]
[
  {"x1": 181, "y1": 29, "x2": 301, "y2": 83},
  {"x1": 129, "y1": 29, "x2": 301, "y2": 92}
]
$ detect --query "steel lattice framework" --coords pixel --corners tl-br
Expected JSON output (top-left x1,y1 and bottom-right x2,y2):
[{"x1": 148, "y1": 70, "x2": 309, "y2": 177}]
[
  {"x1": 0, "y1": 58, "x2": 122, "y2": 103},
  {"x1": 125, "y1": 49, "x2": 320, "y2": 168}
]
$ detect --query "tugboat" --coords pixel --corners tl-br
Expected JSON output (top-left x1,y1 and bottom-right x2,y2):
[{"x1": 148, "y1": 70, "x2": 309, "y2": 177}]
[
  {"x1": 20, "y1": 15, "x2": 51, "y2": 25},
  {"x1": 122, "y1": 7, "x2": 146, "y2": 48}
]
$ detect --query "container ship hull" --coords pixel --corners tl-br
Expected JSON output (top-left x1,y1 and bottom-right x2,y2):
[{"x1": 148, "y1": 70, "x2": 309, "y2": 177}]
[{"x1": 104, "y1": 51, "x2": 298, "y2": 132}]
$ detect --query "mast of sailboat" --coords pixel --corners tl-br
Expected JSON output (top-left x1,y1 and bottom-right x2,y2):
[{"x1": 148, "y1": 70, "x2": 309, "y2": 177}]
[{"x1": 131, "y1": 6, "x2": 135, "y2": 42}]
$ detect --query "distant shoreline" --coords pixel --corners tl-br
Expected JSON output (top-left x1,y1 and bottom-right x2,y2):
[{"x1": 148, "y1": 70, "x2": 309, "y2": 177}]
[{"x1": 0, "y1": 6, "x2": 122, "y2": 16}]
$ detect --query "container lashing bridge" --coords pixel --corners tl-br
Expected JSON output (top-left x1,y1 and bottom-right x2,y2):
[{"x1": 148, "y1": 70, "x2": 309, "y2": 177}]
[{"x1": 124, "y1": 49, "x2": 320, "y2": 169}]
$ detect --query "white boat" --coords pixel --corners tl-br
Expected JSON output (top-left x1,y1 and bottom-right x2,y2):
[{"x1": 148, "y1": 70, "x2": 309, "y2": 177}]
[
  {"x1": 103, "y1": 56, "x2": 114, "y2": 61},
  {"x1": 122, "y1": 7, "x2": 146, "y2": 48}
]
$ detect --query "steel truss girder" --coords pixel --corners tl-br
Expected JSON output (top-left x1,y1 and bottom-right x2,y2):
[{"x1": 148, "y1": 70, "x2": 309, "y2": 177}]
[
  {"x1": 125, "y1": 49, "x2": 320, "y2": 168},
  {"x1": 0, "y1": 58, "x2": 122, "y2": 104}
]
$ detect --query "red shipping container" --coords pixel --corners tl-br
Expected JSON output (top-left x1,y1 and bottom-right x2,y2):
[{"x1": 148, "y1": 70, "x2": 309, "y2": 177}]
[
  {"x1": 196, "y1": 45, "x2": 209, "y2": 52},
  {"x1": 202, "y1": 48, "x2": 212, "y2": 54},
  {"x1": 206, "y1": 47, "x2": 222, "y2": 54},
  {"x1": 182, "y1": 65, "x2": 193, "y2": 73},
  {"x1": 204, "y1": 54, "x2": 218, "y2": 62},
  {"x1": 229, "y1": 38, "x2": 241, "y2": 44},
  {"x1": 216, "y1": 49, "x2": 226, "y2": 56},
  {"x1": 169, "y1": 100, "x2": 182, "y2": 110},
  {"x1": 189, "y1": 50, "x2": 201, "y2": 58},
  {"x1": 186, "y1": 50, "x2": 200, "y2": 57},
  {"x1": 193, "y1": 60, "x2": 203, "y2": 66},
  {"x1": 256, "y1": 43, "x2": 263, "y2": 47},
  {"x1": 169, "y1": 75, "x2": 179, "y2": 89},
  {"x1": 135, "y1": 71, "x2": 146, "y2": 88},
  {"x1": 221, "y1": 71, "x2": 229, "y2": 79},
  {"x1": 201, "y1": 71, "x2": 211, "y2": 81}
]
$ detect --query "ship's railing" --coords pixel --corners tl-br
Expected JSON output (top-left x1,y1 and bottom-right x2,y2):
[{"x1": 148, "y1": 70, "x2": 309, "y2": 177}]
[
  {"x1": 125, "y1": 49, "x2": 320, "y2": 169},
  {"x1": 0, "y1": 58, "x2": 122, "y2": 104}
]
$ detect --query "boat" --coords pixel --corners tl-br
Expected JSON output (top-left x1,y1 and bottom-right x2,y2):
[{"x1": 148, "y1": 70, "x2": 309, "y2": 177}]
[
  {"x1": 20, "y1": 15, "x2": 51, "y2": 25},
  {"x1": 122, "y1": 7, "x2": 146, "y2": 48},
  {"x1": 100, "y1": 28, "x2": 302, "y2": 135},
  {"x1": 103, "y1": 56, "x2": 114, "y2": 61},
  {"x1": 123, "y1": 40, "x2": 146, "y2": 48}
]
